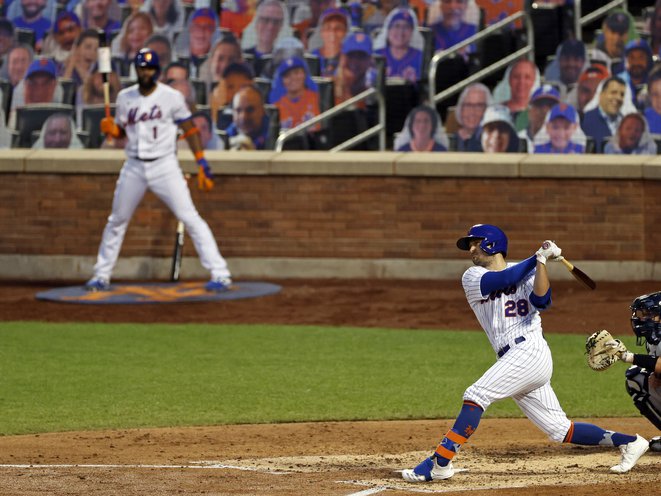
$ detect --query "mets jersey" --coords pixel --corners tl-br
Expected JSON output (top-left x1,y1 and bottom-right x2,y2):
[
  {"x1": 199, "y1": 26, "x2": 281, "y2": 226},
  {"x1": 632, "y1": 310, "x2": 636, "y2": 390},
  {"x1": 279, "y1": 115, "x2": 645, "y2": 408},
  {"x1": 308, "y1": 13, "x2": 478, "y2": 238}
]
[
  {"x1": 376, "y1": 46, "x2": 422, "y2": 82},
  {"x1": 115, "y1": 83, "x2": 191, "y2": 160},
  {"x1": 462, "y1": 263, "x2": 542, "y2": 354},
  {"x1": 274, "y1": 88, "x2": 320, "y2": 131}
]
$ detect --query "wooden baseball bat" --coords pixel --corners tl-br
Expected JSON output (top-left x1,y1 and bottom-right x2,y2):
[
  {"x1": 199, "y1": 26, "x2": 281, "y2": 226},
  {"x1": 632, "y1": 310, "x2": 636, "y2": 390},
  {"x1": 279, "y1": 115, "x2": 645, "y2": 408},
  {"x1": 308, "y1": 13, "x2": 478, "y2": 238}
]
[
  {"x1": 170, "y1": 220, "x2": 185, "y2": 282},
  {"x1": 560, "y1": 257, "x2": 596, "y2": 290},
  {"x1": 170, "y1": 174, "x2": 191, "y2": 282},
  {"x1": 96, "y1": 29, "x2": 111, "y2": 119}
]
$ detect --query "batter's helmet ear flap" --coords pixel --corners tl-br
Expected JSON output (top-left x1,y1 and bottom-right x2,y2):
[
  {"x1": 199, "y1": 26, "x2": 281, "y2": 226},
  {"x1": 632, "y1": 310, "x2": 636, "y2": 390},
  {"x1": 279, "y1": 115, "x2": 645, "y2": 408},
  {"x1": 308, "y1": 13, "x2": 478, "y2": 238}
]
[{"x1": 456, "y1": 224, "x2": 508, "y2": 257}]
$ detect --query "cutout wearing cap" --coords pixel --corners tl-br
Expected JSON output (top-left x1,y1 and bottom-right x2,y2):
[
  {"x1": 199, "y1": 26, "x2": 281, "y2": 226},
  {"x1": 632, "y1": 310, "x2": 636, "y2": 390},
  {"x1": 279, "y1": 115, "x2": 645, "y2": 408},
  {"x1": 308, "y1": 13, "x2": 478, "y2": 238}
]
[
  {"x1": 530, "y1": 84, "x2": 561, "y2": 105},
  {"x1": 547, "y1": 102, "x2": 578, "y2": 124},
  {"x1": 54, "y1": 11, "x2": 81, "y2": 33},
  {"x1": 26, "y1": 58, "x2": 57, "y2": 79},
  {"x1": 190, "y1": 7, "x2": 218, "y2": 27},
  {"x1": 319, "y1": 7, "x2": 348, "y2": 27},
  {"x1": 559, "y1": 39, "x2": 586, "y2": 60},
  {"x1": 342, "y1": 32, "x2": 372, "y2": 56},
  {"x1": 604, "y1": 11, "x2": 630, "y2": 34}
]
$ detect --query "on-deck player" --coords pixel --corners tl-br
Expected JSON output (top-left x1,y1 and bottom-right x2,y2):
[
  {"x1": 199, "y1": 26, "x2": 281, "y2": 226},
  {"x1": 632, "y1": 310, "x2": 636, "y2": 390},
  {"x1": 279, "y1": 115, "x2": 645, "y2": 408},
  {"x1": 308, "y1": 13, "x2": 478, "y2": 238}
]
[
  {"x1": 85, "y1": 47, "x2": 232, "y2": 292},
  {"x1": 402, "y1": 224, "x2": 650, "y2": 482}
]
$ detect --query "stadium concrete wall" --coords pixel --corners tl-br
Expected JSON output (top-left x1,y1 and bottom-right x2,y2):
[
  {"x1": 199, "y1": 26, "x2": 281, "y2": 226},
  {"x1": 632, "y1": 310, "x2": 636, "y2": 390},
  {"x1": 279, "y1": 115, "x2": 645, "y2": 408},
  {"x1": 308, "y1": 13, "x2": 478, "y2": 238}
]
[{"x1": 1, "y1": 149, "x2": 660, "y2": 281}]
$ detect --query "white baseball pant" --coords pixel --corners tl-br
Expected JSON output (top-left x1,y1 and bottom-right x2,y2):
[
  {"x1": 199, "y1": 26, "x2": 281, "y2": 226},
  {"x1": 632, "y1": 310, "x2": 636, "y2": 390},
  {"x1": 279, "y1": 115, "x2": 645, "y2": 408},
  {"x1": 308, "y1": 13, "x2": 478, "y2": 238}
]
[{"x1": 93, "y1": 156, "x2": 231, "y2": 281}]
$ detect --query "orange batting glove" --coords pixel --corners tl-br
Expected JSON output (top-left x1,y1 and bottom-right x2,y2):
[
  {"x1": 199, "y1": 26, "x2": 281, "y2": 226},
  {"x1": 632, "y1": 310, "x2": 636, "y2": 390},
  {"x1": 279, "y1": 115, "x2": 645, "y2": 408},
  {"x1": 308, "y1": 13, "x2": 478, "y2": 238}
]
[
  {"x1": 196, "y1": 152, "x2": 214, "y2": 192},
  {"x1": 100, "y1": 116, "x2": 121, "y2": 138}
]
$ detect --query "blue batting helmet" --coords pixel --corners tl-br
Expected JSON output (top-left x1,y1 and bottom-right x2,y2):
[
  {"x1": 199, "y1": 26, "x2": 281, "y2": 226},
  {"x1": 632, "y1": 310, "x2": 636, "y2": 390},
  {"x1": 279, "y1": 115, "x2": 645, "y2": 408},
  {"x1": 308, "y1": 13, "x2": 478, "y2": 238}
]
[
  {"x1": 630, "y1": 291, "x2": 661, "y2": 346},
  {"x1": 134, "y1": 48, "x2": 160, "y2": 78},
  {"x1": 456, "y1": 224, "x2": 508, "y2": 257}
]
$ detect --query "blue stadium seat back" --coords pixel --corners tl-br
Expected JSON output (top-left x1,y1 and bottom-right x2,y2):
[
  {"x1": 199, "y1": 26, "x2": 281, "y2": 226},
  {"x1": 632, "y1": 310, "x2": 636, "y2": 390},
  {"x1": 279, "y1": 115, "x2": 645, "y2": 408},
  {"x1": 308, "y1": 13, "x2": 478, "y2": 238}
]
[
  {"x1": 312, "y1": 76, "x2": 334, "y2": 113},
  {"x1": 190, "y1": 78, "x2": 207, "y2": 105},
  {"x1": 254, "y1": 77, "x2": 272, "y2": 102},
  {"x1": 418, "y1": 26, "x2": 433, "y2": 82},
  {"x1": 529, "y1": 2, "x2": 569, "y2": 70},
  {"x1": 432, "y1": 56, "x2": 469, "y2": 118},
  {"x1": 447, "y1": 133, "x2": 457, "y2": 151},
  {"x1": 263, "y1": 103, "x2": 280, "y2": 150},
  {"x1": 57, "y1": 78, "x2": 76, "y2": 106},
  {"x1": 585, "y1": 136, "x2": 595, "y2": 154},
  {"x1": 216, "y1": 106, "x2": 233, "y2": 131},
  {"x1": 0, "y1": 78, "x2": 11, "y2": 123},
  {"x1": 14, "y1": 103, "x2": 75, "y2": 148},
  {"x1": 304, "y1": 53, "x2": 320, "y2": 77},
  {"x1": 384, "y1": 79, "x2": 421, "y2": 149},
  {"x1": 111, "y1": 56, "x2": 131, "y2": 77},
  {"x1": 81, "y1": 103, "x2": 116, "y2": 149},
  {"x1": 328, "y1": 109, "x2": 370, "y2": 150},
  {"x1": 216, "y1": 129, "x2": 229, "y2": 149},
  {"x1": 14, "y1": 27, "x2": 35, "y2": 49}
]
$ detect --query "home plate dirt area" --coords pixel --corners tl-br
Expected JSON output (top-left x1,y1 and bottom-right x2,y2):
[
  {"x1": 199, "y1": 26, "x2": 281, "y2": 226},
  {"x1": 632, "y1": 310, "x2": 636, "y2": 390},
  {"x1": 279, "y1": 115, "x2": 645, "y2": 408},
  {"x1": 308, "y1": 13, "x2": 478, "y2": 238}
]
[{"x1": 0, "y1": 279, "x2": 659, "y2": 495}]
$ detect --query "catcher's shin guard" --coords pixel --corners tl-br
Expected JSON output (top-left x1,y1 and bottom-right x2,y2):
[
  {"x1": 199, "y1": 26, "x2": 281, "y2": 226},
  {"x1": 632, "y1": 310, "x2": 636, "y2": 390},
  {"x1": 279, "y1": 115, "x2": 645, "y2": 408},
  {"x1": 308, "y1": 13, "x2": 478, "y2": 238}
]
[{"x1": 625, "y1": 366, "x2": 661, "y2": 430}]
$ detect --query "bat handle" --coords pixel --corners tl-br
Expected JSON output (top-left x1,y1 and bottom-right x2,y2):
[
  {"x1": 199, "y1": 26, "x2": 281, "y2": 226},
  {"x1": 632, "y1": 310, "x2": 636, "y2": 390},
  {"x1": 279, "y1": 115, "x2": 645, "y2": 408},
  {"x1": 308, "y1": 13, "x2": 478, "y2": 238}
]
[{"x1": 560, "y1": 258, "x2": 574, "y2": 271}]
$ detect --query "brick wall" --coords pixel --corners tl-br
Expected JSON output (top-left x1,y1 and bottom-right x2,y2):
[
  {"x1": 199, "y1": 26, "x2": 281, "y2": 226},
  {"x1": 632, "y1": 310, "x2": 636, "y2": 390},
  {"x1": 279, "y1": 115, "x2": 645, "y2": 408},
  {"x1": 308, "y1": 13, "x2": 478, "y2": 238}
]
[{"x1": 3, "y1": 172, "x2": 658, "y2": 263}]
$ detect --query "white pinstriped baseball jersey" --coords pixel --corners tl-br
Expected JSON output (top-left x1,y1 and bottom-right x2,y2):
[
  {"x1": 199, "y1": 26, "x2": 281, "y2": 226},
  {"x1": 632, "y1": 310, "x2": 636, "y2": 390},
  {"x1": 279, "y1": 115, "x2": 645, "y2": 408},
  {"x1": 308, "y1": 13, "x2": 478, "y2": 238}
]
[{"x1": 462, "y1": 263, "x2": 542, "y2": 354}]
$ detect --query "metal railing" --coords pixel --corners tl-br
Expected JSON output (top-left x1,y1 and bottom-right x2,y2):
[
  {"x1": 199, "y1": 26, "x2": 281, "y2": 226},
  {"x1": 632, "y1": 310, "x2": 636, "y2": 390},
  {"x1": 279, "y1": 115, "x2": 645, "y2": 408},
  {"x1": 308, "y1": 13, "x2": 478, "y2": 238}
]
[
  {"x1": 427, "y1": 10, "x2": 535, "y2": 108},
  {"x1": 574, "y1": 0, "x2": 629, "y2": 41},
  {"x1": 275, "y1": 87, "x2": 386, "y2": 152}
]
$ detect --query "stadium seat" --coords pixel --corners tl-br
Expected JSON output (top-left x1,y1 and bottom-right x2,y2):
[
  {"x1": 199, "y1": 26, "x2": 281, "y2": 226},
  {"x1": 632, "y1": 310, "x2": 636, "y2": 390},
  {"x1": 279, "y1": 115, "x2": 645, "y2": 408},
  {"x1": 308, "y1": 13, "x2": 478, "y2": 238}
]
[
  {"x1": 0, "y1": 78, "x2": 11, "y2": 122},
  {"x1": 263, "y1": 104, "x2": 280, "y2": 150},
  {"x1": 57, "y1": 78, "x2": 76, "y2": 106},
  {"x1": 304, "y1": 54, "x2": 320, "y2": 77},
  {"x1": 312, "y1": 76, "x2": 334, "y2": 113},
  {"x1": 432, "y1": 56, "x2": 470, "y2": 119},
  {"x1": 254, "y1": 77, "x2": 272, "y2": 101},
  {"x1": 14, "y1": 27, "x2": 35, "y2": 49},
  {"x1": 190, "y1": 78, "x2": 207, "y2": 106},
  {"x1": 14, "y1": 103, "x2": 75, "y2": 148},
  {"x1": 112, "y1": 56, "x2": 131, "y2": 77},
  {"x1": 384, "y1": 79, "x2": 420, "y2": 150},
  {"x1": 216, "y1": 106, "x2": 233, "y2": 130},
  {"x1": 81, "y1": 103, "x2": 116, "y2": 149}
]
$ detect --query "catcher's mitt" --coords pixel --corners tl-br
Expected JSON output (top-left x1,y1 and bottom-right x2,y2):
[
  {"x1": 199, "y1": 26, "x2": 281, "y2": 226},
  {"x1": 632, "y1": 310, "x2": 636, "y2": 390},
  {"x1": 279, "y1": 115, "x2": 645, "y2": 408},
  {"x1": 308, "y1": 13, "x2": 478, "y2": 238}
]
[{"x1": 585, "y1": 330, "x2": 626, "y2": 371}]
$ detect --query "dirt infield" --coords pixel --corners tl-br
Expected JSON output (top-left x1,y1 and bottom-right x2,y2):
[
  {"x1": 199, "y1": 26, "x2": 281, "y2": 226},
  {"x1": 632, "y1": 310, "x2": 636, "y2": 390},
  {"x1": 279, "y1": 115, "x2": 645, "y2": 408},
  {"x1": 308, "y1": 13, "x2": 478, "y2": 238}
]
[{"x1": 0, "y1": 279, "x2": 659, "y2": 495}]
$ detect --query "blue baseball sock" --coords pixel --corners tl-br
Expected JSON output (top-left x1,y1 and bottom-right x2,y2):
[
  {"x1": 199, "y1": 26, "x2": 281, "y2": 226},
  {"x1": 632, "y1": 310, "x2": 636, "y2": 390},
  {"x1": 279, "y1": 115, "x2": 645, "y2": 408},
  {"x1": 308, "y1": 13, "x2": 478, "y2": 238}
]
[
  {"x1": 566, "y1": 422, "x2": 636, "y2": 447},
  {"x1": 434, "y1": 401, "x2": 484, "y2": 467}
]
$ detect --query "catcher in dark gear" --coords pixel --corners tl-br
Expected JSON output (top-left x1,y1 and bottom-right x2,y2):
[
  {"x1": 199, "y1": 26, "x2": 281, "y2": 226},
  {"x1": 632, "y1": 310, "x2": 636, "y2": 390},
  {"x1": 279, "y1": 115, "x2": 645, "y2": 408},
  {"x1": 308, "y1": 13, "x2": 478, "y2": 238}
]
[{"x1": 588, "y1": 291, "x2": 661, "y2": 452}]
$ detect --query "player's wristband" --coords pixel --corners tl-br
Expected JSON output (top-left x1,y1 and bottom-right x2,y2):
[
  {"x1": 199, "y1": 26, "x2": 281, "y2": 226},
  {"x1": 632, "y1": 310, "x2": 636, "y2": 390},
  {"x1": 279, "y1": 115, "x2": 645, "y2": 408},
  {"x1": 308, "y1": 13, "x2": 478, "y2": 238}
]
[{"x1": 180, "y1": 127, "x2": 200, "y2": 140}]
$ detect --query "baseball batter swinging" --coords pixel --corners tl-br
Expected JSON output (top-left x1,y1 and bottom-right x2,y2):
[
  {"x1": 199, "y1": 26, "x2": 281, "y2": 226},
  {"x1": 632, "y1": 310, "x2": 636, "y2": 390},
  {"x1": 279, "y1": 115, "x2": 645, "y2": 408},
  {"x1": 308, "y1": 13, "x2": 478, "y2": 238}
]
[
  {"x1": 402, "y1": 224, "x2": 650, "y2": 482},
  {"x1": 85, "y1": 48, "x2": 232, "y2": 292}
]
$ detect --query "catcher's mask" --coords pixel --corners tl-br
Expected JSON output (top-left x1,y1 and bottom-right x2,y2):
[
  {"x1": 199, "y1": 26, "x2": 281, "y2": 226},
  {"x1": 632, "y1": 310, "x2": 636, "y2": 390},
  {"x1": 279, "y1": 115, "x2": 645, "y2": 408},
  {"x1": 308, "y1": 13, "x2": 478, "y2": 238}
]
[
  {"x1": 630, "y1": 291, "x2": 661, "y2": 346},
  {"x1": 456, "y1": 224, "x2": 508, "y2": 257}
]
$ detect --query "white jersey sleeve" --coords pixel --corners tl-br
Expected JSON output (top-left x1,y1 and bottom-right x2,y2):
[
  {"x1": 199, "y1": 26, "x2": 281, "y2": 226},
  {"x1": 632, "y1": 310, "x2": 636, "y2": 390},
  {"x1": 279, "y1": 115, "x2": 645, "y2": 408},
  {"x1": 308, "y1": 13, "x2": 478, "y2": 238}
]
[{"x1": 115, "y1": 83, "x2": 192, "y2": 160}]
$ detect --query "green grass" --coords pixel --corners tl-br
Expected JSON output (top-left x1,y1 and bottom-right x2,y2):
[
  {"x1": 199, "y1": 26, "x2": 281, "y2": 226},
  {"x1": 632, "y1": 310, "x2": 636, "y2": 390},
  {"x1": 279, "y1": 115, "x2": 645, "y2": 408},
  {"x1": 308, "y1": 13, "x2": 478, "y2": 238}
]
[{"x1": 0, "y1": 322, "x2": 640, "y2": 435}]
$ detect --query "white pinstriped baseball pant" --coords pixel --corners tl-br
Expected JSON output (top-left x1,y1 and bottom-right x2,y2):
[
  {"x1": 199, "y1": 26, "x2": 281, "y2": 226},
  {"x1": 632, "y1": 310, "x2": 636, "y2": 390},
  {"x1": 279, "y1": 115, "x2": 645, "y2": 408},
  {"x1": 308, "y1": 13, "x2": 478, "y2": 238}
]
[{"x1": 464, "y1": 333, "x2": 572, "y2": 442}]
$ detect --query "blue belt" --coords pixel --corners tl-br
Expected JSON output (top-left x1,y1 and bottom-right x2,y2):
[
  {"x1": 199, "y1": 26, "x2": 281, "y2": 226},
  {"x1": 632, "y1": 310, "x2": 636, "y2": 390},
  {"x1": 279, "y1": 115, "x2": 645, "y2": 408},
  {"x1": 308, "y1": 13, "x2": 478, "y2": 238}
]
[{"x1": 497, "y1": 336, "x2": 526, "y2": 358}]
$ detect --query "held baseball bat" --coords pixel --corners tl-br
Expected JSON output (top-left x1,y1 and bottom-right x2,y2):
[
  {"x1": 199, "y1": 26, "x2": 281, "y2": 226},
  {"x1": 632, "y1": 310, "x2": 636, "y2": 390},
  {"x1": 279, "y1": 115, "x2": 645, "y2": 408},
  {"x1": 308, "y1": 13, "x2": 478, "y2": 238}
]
[
  {"x1": 170, "y1": 220, "x2": 185, "y2": 282},
  {"x1": 170, "y1": 174, "x2": 191, "y2": 282},
  {"x1": 560, "y1": 258, "x2": 597, "y2": 290},
  {"x1": 96, "y1": 29, "x2": 112, "y2": 119}
]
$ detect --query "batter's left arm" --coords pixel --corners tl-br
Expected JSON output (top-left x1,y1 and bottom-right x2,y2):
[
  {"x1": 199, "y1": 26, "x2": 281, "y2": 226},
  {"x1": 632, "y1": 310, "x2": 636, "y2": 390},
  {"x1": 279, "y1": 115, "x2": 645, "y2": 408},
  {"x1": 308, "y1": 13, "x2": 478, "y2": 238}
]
[{"x1": 179, "y1": 119, "x2": 213, "y2": 191}]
